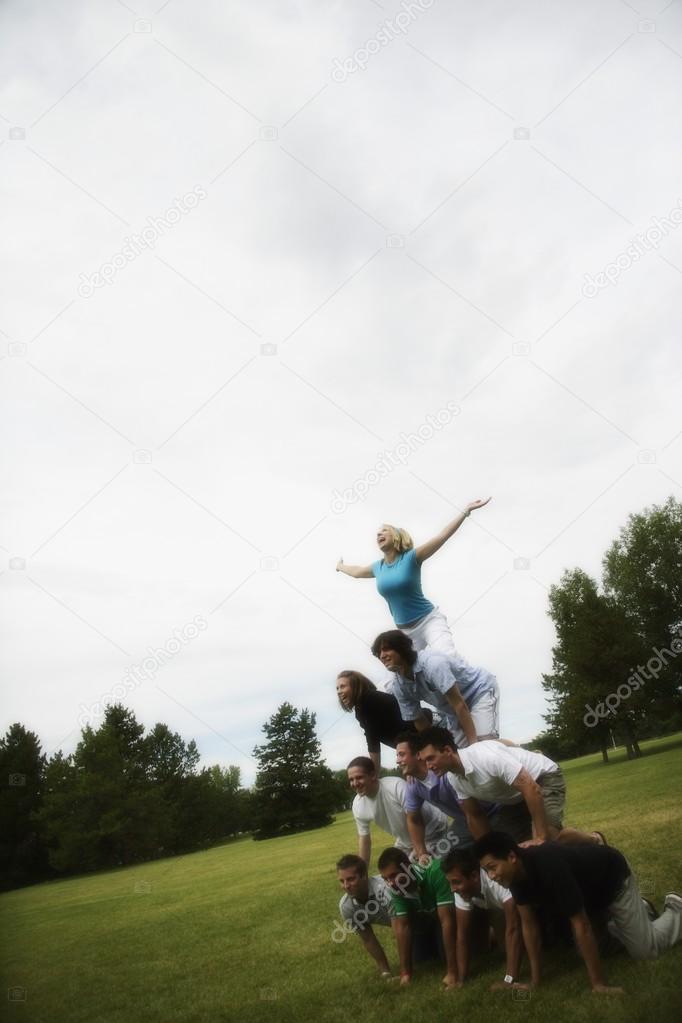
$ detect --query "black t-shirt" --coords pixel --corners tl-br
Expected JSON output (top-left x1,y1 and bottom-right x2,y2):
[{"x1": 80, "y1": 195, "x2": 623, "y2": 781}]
[
  {"x1": 511, "y1": 842, "x2": 630, "y2": 919},
  {"x1": 355, "y1": 690, "x2": 416, "y2": 753}
]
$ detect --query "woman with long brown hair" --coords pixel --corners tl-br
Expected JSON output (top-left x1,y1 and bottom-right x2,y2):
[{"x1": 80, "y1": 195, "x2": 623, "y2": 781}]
[{"x1": 336, "y1": 669, "x2": 420, "y2": 770}]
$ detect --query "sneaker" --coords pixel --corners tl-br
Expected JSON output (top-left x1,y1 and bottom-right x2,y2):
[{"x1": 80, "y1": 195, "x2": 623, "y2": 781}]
[
  {"x1": 664, "y1": 893, "x2": 682, "y2": 913},
  {"x1": 641, "y1": 897, "x2": 658, "y2": 921}
]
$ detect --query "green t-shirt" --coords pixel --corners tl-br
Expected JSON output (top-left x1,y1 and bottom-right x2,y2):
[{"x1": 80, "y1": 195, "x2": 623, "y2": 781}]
[{"x1": 390, "y1": 859, "x2": 453, "y2": 917}]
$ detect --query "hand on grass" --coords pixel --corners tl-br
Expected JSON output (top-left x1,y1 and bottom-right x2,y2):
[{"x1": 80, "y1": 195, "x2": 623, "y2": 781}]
[{"x1": 442, "y1": 973, "x2": 461, "y2": 990}]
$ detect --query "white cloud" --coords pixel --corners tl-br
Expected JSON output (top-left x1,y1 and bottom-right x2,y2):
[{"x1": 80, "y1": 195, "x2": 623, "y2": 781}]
[{"x1": 1, "y1": 0, "x2": 681, "y2": 785}]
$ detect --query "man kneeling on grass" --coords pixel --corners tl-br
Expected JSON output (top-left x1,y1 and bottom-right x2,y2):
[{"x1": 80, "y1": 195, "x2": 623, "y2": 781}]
[
  {"x1": 335, "y1": 854, "x2": 396, "y2": 977},
  {"x1": 378, "y1": 846, "x2": 458, "y2": 988},
  {"x1": 475, "y1": 831, "x2": 682, "y2": 995},
  {"x1": 441, "y1": 847, "x2": 522, "y2": 991}
]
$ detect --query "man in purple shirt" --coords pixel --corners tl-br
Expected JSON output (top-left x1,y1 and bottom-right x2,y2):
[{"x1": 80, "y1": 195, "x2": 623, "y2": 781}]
[{"x1": 395, "y1": 732, "x2": 498, "y2": 857}]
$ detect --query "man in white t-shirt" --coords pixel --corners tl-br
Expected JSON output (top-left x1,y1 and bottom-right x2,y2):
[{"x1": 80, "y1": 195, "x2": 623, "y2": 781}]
[
  {"x1": 440, "y1": 846, "x2": 522, "y2": 989},
  {"x1": 347, "y1": 756, "x2": 449, "y2": 864},
  {"x1": 334, "y1": 854, "x2": 397, "y2": 976},
  {"x1": 416, "y1": 727, "x2": 603, "y2": 845}
]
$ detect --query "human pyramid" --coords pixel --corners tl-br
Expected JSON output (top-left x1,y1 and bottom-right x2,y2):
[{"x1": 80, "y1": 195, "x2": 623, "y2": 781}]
[{"x1": 332, "y1": 500, "x2": 682, "y2": 994}]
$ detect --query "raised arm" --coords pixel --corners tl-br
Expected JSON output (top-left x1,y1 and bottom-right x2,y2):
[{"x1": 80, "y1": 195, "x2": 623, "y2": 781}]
[
  {"x1": 336, "y1": 558, "x2": 374, "y2": 579},
  {"x1": 414, "y1": 498, "x2": 491, "y2": 564}
]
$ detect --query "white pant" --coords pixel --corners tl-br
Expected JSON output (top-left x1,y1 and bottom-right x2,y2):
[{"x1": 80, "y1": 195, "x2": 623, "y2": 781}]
[
  {"x1": 399, "y1": 607, "x2": 457, "y2": 655},
  {"x1": 607, "y1": 871, "x2": 682, "y2": 959},
  {"x1": 450, "y1": 683, "x2": 500, "y2": 748}
]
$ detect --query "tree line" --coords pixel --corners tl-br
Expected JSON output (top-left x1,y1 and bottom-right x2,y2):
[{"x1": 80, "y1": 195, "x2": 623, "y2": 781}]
[
  {"x1": 0, "y1": 702, "x2": 350, "y2": 891},
  {"x1": 2, "y1": 498, "x2": 680, "y2": 889},
  {"x1": 536, "y1": 496, "x2": 681, "y2": 762}
]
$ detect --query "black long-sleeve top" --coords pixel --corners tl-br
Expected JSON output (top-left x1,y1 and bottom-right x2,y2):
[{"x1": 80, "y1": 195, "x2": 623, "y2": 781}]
[{"x1": 354, "y1": 689, "x2": 417, "y2": 754}]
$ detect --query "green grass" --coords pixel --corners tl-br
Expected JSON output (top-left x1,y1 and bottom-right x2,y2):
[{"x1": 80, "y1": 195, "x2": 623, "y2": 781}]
[{"x1": 2, "y1": 734, "x2": 682, "y2": 1023}]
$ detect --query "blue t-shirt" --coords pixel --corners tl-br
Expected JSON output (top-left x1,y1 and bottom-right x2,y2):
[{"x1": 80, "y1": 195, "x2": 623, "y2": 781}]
[
  {"x1": 390, "y1": 650, "x2": 495, "y2": 731},
  {"x1": 371, "y1": 548, "x2": 434, "y2": 626},
  {"x1": 404, "y1": 769, "x2": 498, "y2": 820}
]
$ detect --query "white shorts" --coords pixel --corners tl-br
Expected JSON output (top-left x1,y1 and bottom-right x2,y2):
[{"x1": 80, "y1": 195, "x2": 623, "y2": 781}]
[
  {"x1": 399, "y1": 607, "x2": 457, "y2": 656},
  {"x1": 450, "y1": 682, "x2": 500, "y2": 748}
]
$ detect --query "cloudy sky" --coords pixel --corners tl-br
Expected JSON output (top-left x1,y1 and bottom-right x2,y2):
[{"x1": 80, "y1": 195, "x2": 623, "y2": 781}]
[{"x1": 1, "y1": 0, "x2": 681, "y2": 785}]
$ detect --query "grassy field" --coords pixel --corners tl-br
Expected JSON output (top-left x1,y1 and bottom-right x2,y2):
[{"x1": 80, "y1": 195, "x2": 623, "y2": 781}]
[{"x1": 2, "y1": 735, "x2": 682, "y2": 1023}]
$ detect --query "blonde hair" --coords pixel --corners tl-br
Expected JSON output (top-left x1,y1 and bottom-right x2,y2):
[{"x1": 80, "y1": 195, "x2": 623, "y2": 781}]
[{"x1": 382, "y1": 523, "x2": 413, "y2": 553}]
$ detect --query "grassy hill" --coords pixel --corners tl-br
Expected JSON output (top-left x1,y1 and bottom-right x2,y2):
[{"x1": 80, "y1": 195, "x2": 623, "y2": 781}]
[{"x1": 2, "y1": 735, "x2": 682, "y2": 1023}]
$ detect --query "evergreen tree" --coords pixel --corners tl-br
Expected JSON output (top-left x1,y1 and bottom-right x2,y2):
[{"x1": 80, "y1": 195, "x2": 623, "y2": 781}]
[
  {"x1": 37, "y1": 705, "x2": 169, "y2": 872},
  {"x1": 144, "y1": 722, "x2": 200, "y2": 851},
  {"x1": 0, "y1": 724, "x2": 47, "y2": 888},
  {"x1": 175, "y1": 764, "x2": 248, "y2": 849},
  {"x1": 6, "y1": 709, "x2": 251, "y2": 884},
  {"x1": 251, "y1": 703, "x2": 336, "y2": 839}
]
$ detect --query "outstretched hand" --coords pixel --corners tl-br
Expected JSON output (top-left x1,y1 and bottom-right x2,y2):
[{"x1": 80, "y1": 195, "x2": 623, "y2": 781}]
[{"x1": 466, "y1": 497, "x2": 492, "y2": 513}]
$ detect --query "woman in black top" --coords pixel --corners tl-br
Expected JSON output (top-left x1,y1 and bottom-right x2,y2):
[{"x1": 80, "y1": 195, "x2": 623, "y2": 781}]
[{"x1": 336, "y1": 670, "x2": 417, "y2": 770}]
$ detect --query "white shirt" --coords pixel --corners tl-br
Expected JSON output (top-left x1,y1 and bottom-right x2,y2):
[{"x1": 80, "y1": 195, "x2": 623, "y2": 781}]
[
  {"x1": 448, "y1": 740, "x2": 559, "y2": 805},
  {"x1": 454, "y1": 868, "x2": 513, "y2": 912},
  {"x1": 352, "y1": 775, "x2": 448, "y2": 851},
  {"x1": 339, "y1": 875, "x2": 394, "y2": 931}
]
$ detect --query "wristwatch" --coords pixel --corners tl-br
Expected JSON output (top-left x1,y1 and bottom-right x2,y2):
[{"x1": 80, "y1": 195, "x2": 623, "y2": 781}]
[{"x1": 503, "y1": 975, "x2": 514, "y2": 985}]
